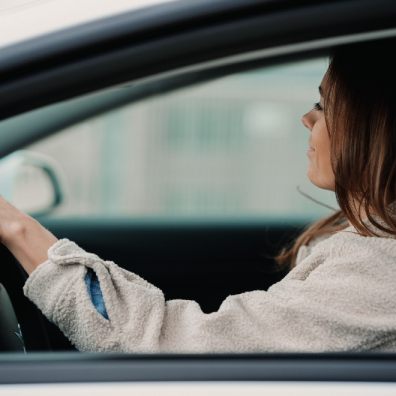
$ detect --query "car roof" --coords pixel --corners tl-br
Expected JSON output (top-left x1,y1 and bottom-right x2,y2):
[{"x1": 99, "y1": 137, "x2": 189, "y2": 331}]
[
  {"x1": 2, "y1": 0, "x2": 396, "y2": 124},
  {"x1": 0, "y1": 0, "x2": 176, "y2": 49}
]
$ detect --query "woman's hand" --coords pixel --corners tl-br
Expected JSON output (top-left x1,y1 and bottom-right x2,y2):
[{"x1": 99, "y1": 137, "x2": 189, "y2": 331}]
[{"x1": 0, "y1": 196, "x2": 58, "y2": 275}]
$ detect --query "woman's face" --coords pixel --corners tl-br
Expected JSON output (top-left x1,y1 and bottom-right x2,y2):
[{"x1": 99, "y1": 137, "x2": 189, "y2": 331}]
[{"x1": 301, "y1": 71, "x2": 335, "y2": 191}]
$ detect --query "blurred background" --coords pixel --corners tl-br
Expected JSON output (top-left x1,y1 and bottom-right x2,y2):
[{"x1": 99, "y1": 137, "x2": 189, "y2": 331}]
[{"x1": 23, "y1": 57, "x2": 338, "y2": 222}]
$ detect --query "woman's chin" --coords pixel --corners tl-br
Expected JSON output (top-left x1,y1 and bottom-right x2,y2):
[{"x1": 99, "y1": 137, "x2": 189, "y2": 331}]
[
  {"x1": 306, "y1": 168, "x2": 316, "y2": 185},
  {"x1": 306, "y1": 171, "x2": 335, "y2": 191}
]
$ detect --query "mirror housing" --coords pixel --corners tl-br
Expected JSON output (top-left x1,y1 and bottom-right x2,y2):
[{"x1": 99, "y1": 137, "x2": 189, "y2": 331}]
[{"x1": 0, "y1": 150, "x2": 64, "y2": 217}]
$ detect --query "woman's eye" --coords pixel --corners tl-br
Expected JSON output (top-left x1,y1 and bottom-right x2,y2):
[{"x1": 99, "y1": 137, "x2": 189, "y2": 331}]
[{"x1": 313, "y1": 102, "x2": 323, "y2": 111}]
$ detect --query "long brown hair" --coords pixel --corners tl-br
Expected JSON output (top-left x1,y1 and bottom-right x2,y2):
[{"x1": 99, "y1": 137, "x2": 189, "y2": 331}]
[{"x1": 275, "y1": 37, "x2": 396, "y2": 270}]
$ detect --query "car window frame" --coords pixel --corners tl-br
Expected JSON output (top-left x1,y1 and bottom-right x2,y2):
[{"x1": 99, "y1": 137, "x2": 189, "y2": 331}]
[{"x1": 1, "y1": 0, "x2": 396, "y2": 388}]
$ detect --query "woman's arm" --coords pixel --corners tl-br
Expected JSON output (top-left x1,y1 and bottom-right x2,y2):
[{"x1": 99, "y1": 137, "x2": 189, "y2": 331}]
[
  {"x1": 0, "y1": 196, "x2": 109, "y2": 320},
  {"x1": 0, "y1": 197, "x2": 58, "y2": 274}
]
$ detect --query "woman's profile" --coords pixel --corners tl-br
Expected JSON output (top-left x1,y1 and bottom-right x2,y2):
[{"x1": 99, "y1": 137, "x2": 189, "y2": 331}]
[{"x1": 1, "y1": 37, "x2": 396, "y2": 352}]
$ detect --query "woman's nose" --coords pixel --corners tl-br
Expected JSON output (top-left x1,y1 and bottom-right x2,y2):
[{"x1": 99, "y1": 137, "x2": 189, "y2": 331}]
[{"x1": 301, "y1": 112, "x2": 312, "y2": 130}]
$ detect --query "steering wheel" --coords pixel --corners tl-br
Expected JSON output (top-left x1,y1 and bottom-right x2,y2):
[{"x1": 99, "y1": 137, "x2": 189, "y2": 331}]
[{"x1": 0, "y1": 283, "x2": 26, "y2": 352}]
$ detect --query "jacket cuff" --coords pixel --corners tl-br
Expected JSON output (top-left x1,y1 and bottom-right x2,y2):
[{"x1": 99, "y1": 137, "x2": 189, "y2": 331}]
[
  {"x1": 46, "y1": 238, "x2": 102, "y2": 266},
  {"x1": 22, "y1": 238, "x2": 96, "y2": 314}
]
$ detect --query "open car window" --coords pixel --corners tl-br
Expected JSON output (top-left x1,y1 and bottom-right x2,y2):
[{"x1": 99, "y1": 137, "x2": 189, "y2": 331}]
[{"x1": 1, "y1": 1, "x2": 396, "y2": 393}]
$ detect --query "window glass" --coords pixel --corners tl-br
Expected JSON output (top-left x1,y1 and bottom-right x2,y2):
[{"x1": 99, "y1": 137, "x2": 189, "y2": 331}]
[{"x1": 26, "y1": 57, "x2": 337, "y2": 221}]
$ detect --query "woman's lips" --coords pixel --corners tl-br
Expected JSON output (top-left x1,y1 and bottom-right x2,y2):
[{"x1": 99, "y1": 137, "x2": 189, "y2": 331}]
[{"x1": 307, "y1": 147, "x2": 315, "y2": 155}]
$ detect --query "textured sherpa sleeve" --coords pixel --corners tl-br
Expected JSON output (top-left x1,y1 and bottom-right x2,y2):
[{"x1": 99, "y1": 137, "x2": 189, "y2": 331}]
[{"x1": 23, "y1": 236, "x2": 396, "y2": 353}]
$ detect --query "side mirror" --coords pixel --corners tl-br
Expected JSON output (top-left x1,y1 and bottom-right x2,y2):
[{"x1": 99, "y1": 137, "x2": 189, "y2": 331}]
[{"x1": 0, "y1": 150, "x2": 64, "y2": 217}]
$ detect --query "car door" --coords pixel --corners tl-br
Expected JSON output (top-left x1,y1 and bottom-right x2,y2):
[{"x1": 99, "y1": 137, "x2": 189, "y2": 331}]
[{"x1": 0, "y1": 0, "x2": 396, "y2": 391}]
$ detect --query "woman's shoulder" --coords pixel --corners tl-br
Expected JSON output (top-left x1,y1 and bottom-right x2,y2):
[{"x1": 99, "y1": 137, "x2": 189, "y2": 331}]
[
  {"x1": 314, "y1": 225, "x2": 396, "y2": 266},
  {"x1": 296, "y1": 223, "x2": 396, "y2": 266},
  {"x1": 295, "y1": 232, "x2": 335, "y2": 266}
]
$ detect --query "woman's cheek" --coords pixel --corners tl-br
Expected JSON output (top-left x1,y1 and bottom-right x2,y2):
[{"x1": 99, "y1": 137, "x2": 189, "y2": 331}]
[
  {"x1": 306, "y1": 146, "x2": 334, "y2": 191},
  {"x1": 317, "y1": 150, "x2": 336, "y2": 190}
]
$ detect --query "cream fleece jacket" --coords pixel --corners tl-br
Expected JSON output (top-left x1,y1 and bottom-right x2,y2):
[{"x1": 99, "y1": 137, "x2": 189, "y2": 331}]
[{"x1": 23, "y1": 221, "x2": 396, "y2": 353}]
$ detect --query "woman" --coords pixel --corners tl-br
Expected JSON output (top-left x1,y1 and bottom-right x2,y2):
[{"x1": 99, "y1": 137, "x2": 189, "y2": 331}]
[{"x1": 2, "y1": 38, "x2": 396, "y2": 353}]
